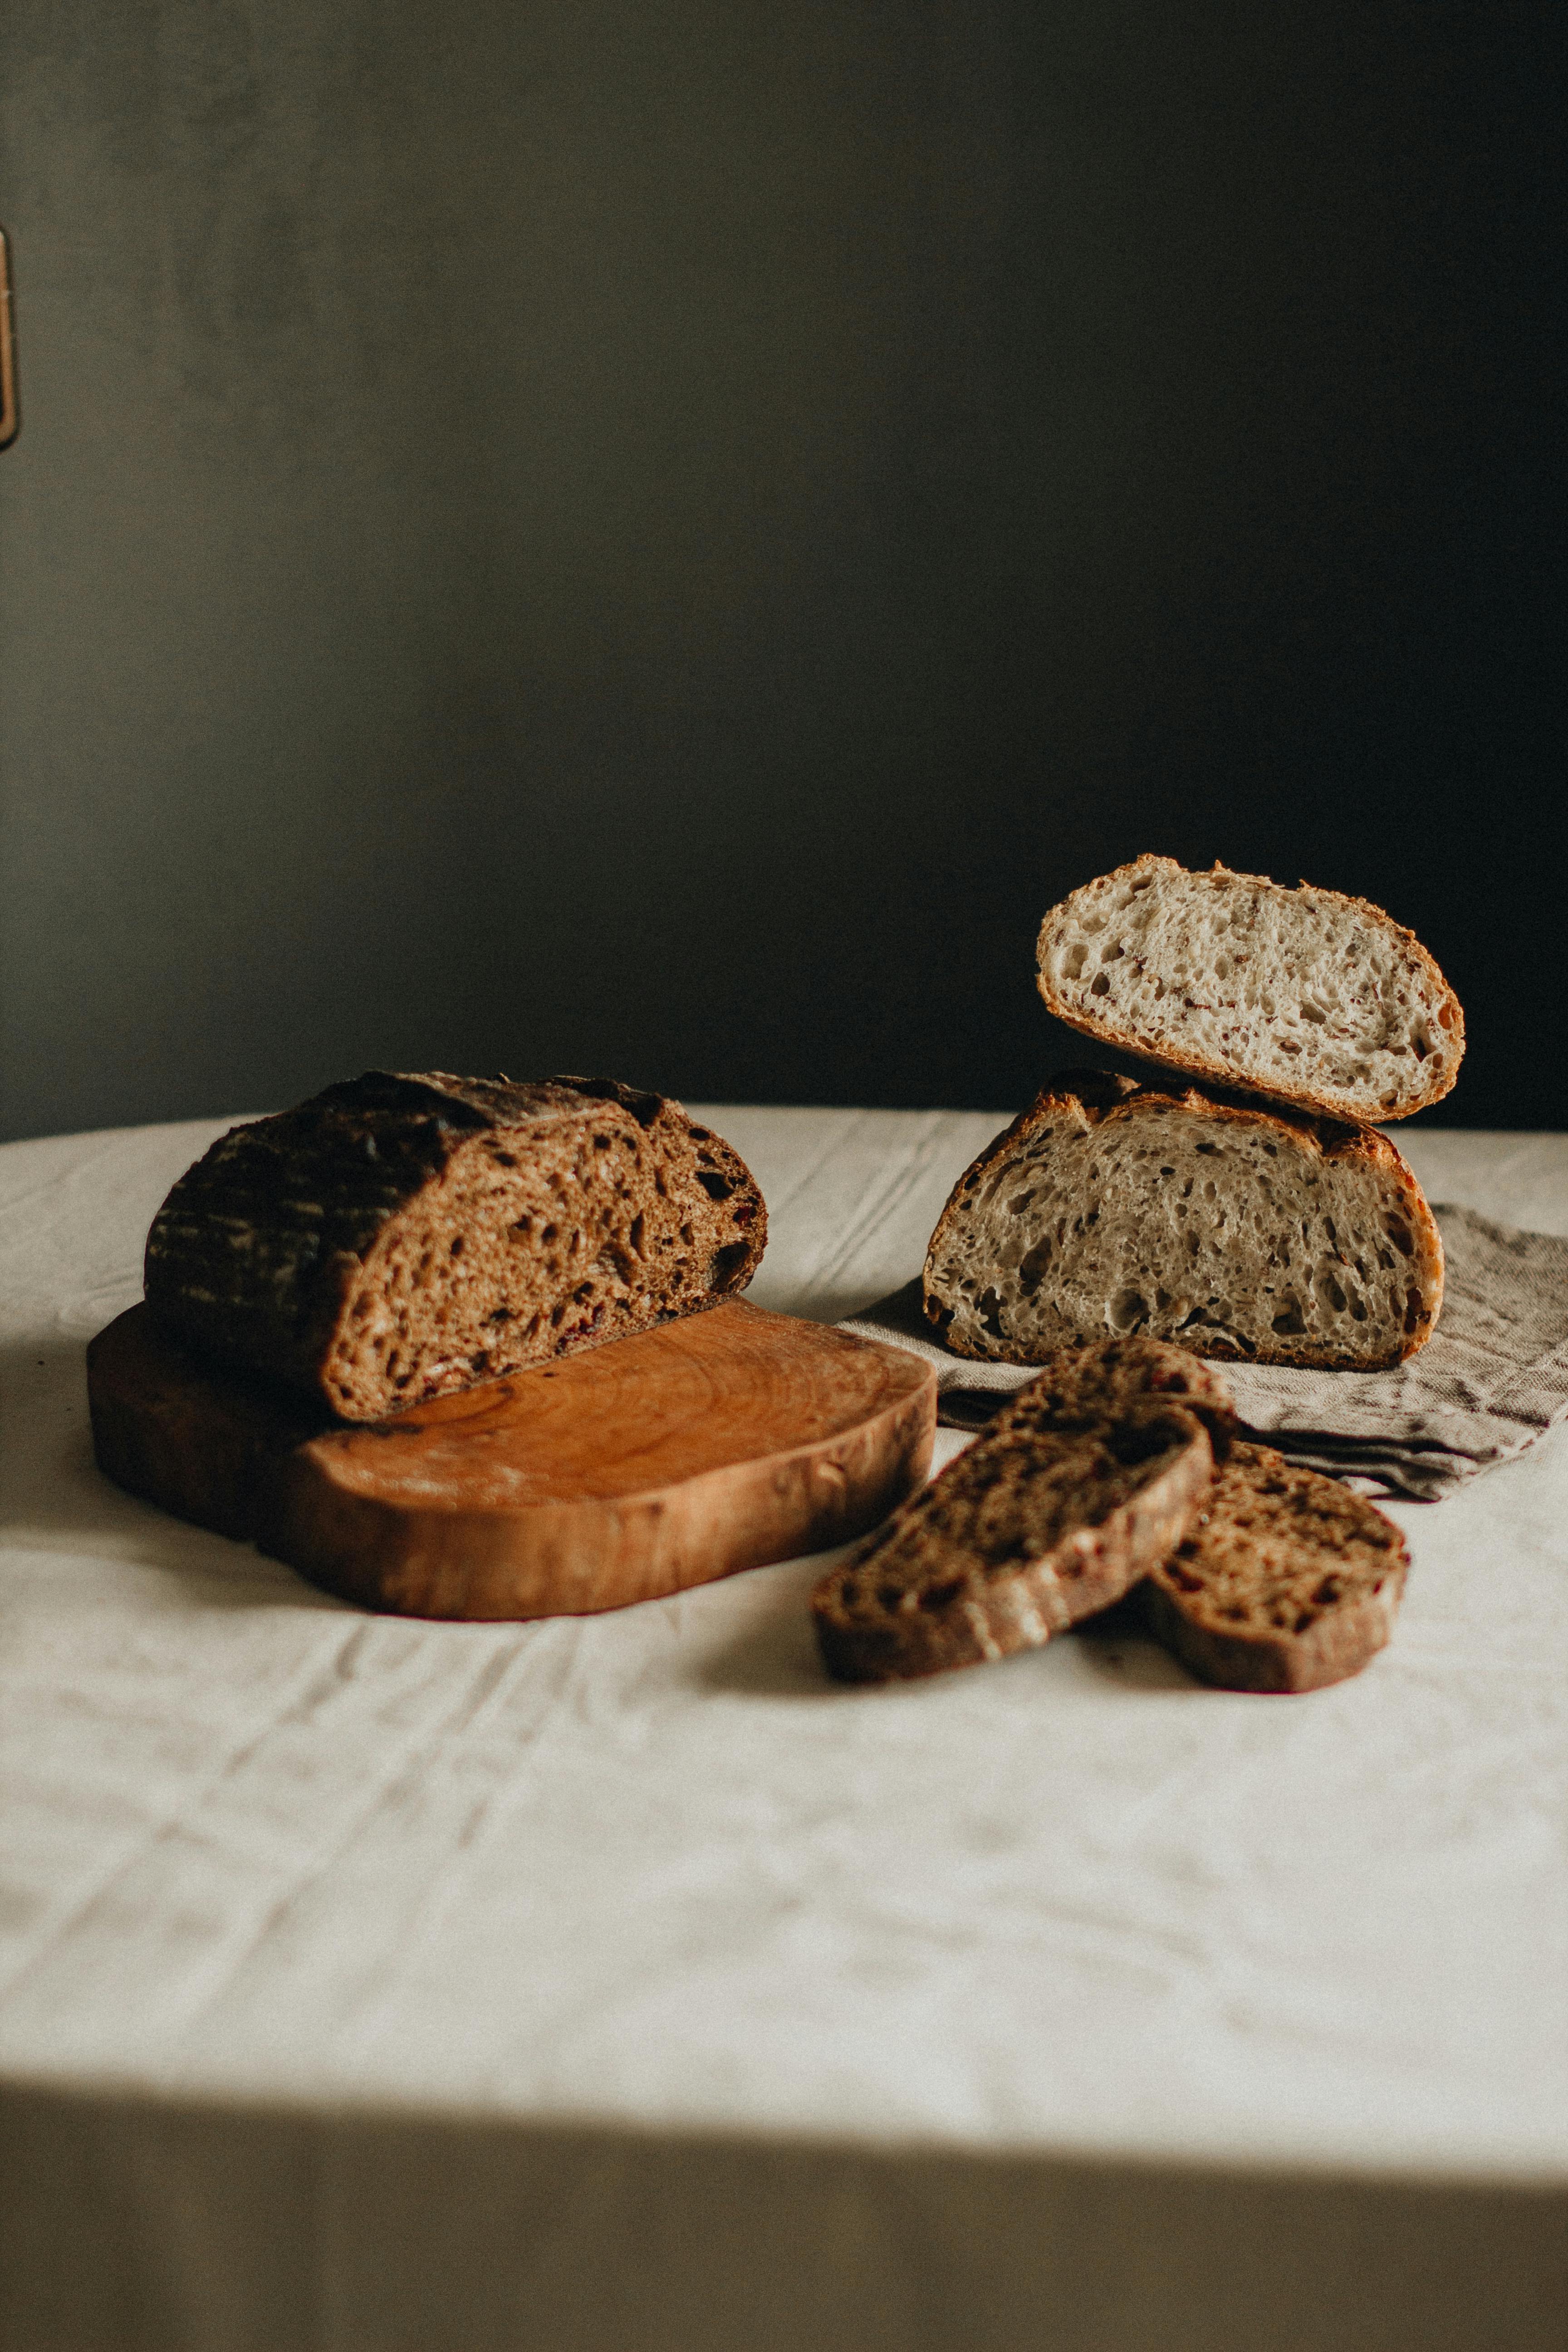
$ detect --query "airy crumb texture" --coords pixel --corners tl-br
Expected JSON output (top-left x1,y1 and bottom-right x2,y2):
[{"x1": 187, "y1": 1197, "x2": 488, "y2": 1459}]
[
  {"x1": 1143, "y1": 1441, "x2": 1409, "y2": 1692},
  {"x1": 811, "y1": 1349, "x2": 1214, "y2": 1684},
  {"x1": 144, "y1": 1071, "x2": 766, "y2": 1421},
  {"x1": 1037, "y1": 855, "x2": 1465, "y2": 1121},
  {"x1": 922, "y1": 1071, "x2": 1444, "y2": 1371}
]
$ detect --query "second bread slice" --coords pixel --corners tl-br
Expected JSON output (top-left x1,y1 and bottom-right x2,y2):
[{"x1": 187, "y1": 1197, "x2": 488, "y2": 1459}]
[{"x1": 1142, "y1": 1441, "x2": 1409, "y2": 1692}]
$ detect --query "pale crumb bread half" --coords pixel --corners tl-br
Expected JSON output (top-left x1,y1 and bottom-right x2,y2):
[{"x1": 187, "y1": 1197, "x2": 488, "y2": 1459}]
[
  {"x1": 922, "y1": 1070, "x2": 1443, "y2": 1371},
  {"x1": 811, "y1": 1339, "x2": 1216, "y2": 1684},
  {"x1": 1142, "y1": 1440, "x2": 1409, "y2": 1692},
  {"x1": 1037, "y1": 854, "x2": 1465, "y2": 1121},
  {"x1": 144, "y1": 1071, "x2": 766, "y2": 1421}
]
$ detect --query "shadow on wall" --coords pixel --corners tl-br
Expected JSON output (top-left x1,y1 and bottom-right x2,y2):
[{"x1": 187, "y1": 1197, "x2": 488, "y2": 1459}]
[{"x1": 0, "y1": 0, "x2": 1562, "y2": 1137}]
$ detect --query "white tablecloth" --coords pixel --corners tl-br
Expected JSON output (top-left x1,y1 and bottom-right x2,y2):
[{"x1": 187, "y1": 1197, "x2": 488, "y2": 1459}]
[{"x1": 2, "y1": 1110, "x2": 1565, "y2": 2351}]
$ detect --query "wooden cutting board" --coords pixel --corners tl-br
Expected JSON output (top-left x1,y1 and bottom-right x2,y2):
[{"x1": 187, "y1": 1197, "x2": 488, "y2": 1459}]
[{"x1": 88, "y1": 1300, "x2": 936, "y2": 1621}]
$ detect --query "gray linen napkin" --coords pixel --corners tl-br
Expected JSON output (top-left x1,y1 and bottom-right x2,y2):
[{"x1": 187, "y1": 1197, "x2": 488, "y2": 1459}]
[{"x1": 838, "y1": 1205, "x2": 1568, "y2": 1501}]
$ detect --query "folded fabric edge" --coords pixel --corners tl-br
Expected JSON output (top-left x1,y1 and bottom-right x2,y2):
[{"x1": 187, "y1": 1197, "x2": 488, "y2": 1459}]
[{"x1": 840, "y1": 1290, "x2": 1474, "y2": 1498}]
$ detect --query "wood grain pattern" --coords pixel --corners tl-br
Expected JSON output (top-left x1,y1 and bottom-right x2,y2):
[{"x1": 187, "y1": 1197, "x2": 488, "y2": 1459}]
[{"x1": 88, "y1": 1301, "x2": 936, "y2": 1621}]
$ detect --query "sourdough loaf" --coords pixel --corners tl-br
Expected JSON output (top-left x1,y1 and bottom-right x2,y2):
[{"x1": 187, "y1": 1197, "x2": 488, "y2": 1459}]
[
  {"x1": 1142, "y1": 1441, "x2": 1409, "y2": 1692},
  {"x1": 144, "y1": 1072, "x2": 766, "y2": 1420},
  {"x1": 811, "y1": 1339, "x2": 1216, "y2": 1684},
  {"x1": 1036, "y1": 855, "x2": 1465, "y2": 1121},
  {"x1": 922, "y1": 1070, "x2": 1443, "y2": 1371}
]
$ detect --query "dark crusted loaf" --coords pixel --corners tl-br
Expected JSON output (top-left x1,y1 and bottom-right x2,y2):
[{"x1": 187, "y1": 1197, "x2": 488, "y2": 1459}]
[
  {"x1": 1036, "y1": 854, "x2": 1465, "y2": 1121},
  {"x1": 922, "y1": 1070, "x2": 1444, "y2": 1372},
  {"x1": 811, "y1": 1338, "x2": 1218, "y2": 1685},
  {"x1": 1142, "y1": 1441, "x2": 1409, "y2": 1692},
  {"x1": 143, "y1": 1071, "x2": 767, "y2": 1420}
]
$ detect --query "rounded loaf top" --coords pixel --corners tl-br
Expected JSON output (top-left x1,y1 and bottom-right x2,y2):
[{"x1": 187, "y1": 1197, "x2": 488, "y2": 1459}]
[{"x1": 1036, "y1": 856, "x2": 1465, "y2": 1122}]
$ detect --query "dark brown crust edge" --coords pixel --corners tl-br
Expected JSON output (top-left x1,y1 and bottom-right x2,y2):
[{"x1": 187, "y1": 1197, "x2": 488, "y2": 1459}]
[
  {"x1": 1035, "y1": 855, "x2": 1466, "y2": 1122},
  {"x1": 812, "y1": 1413, "x2": 1214, "y2": 1685},
  {"x1": 920, "y1": 1070, "x2": 1445, "y2": 1371}
]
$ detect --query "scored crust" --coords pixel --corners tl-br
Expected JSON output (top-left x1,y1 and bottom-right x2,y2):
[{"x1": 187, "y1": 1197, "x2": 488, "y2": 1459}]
[
  {"x1": 1142, "y1": 1441, "x2": 1409, "y2": 1692},
  {"x1": 811, "y1": 1344, "x2": 1216, "y2": 1684},
  {"x1": 921, "y1": 1070, "x2": 1444, "y2": 1371},
  {"x1": 144, "y1": 1071, "x2": 767, "y2": 1420},
  {"x1": 1036, "y1": 855, "x2": 1465, "y2": 1122}
]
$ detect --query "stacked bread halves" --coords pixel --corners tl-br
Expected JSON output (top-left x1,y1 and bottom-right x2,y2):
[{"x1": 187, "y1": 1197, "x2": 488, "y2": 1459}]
[
  {"x1": 808, "y1": 859, "x2": 1462, "y2": 1696},
  {"x1": 923, "y1": 855, "x2": 1463, "y2": 1372}
]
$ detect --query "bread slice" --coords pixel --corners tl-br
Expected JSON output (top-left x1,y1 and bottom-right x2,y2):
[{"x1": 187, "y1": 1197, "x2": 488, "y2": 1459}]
[
  {"x1": 1036, "y1": 855, "x2": 1465, "y2": 1122},
  {"x1": 1142, "y1": 1441, "x2": 1409, "y2": 1691},
  {"x1": 922, "y1": 1070, "x2": 1443, "y2": 1371},
  {"x1": 811, "y1": 1339, "x2": 1217, "y2": 1684},
  {"x1": 144, "y1": 1072, "x2": 766, "y2": 1421},
  {"x1": 975, "y1": 1330, "x2": 1243, "y2": 1444}
]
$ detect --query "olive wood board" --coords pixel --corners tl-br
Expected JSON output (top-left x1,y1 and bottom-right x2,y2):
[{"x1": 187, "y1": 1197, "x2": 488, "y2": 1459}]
[{"x1": 88, "y1": 1300, "x2": 937, "y2": 1622}]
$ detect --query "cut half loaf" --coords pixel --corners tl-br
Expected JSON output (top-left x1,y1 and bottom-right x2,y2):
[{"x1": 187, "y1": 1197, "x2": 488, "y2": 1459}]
[
  {"x1": 144, "y1": 1072, "x2": 766, "y2": 1421},
  {"x1": 922, "y1": 1071, "x2": 1443, "y2": 1371},
  {"x1": 1037, "y1": 855, "x2": 1464, "y2": 1121},
  {"x1": 811, "y1": 1339, "x2": 1216, "y2": 1684},
  {"x1": 1143, "y1": 1441, "x2": 1409, "y2": 1692}
]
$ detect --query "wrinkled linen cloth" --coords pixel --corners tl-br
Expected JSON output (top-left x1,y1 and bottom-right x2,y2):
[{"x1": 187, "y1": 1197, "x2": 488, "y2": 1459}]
[
  {"x1": 3, "y1": 1112, "x2": 1567, "y2": 2352},
  {"x1": 841, "y1": 1205, "x2": 1568, "y2": 1500}
]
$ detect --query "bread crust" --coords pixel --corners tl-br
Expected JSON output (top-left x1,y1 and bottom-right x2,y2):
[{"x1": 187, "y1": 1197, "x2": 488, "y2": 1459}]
[
  {"x1": 1036, "y1": 855, "x2": 1465, "y2": 1122},
  {"x1": 1141, "y1": 1441, "x2": 1409, "y2": 1692},
  {"x1": 921, "y1": 1070, "x2": 1444, "y2": 1371},
  {"x1": 144, "y1": 1071, "x2": 767, "y2": 1420}
]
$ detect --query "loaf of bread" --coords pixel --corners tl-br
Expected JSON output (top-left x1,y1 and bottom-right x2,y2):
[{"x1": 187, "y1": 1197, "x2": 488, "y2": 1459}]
[
  {"x1": 811, "y1": 1338, "x2": 1218, "y2": 1683},
  {"x1": 922, "y1": 1070, "x2": 1443, "y2": 1371},
  {"x1": 1036, "y1": 855, "x2": 1465, "y2": 1122},
  {"x1": 143, "y1": 1072, "x2": 766, "y2": 1420},
  {"x1": 1142, "y1": 1441, "x2": 1409, "y2": 1692}
]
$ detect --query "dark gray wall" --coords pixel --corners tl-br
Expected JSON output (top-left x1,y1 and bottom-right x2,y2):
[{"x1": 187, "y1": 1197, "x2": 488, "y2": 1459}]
[{"x1": 1, "y1": 2, "x2": 1562, "y2": 1138}]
